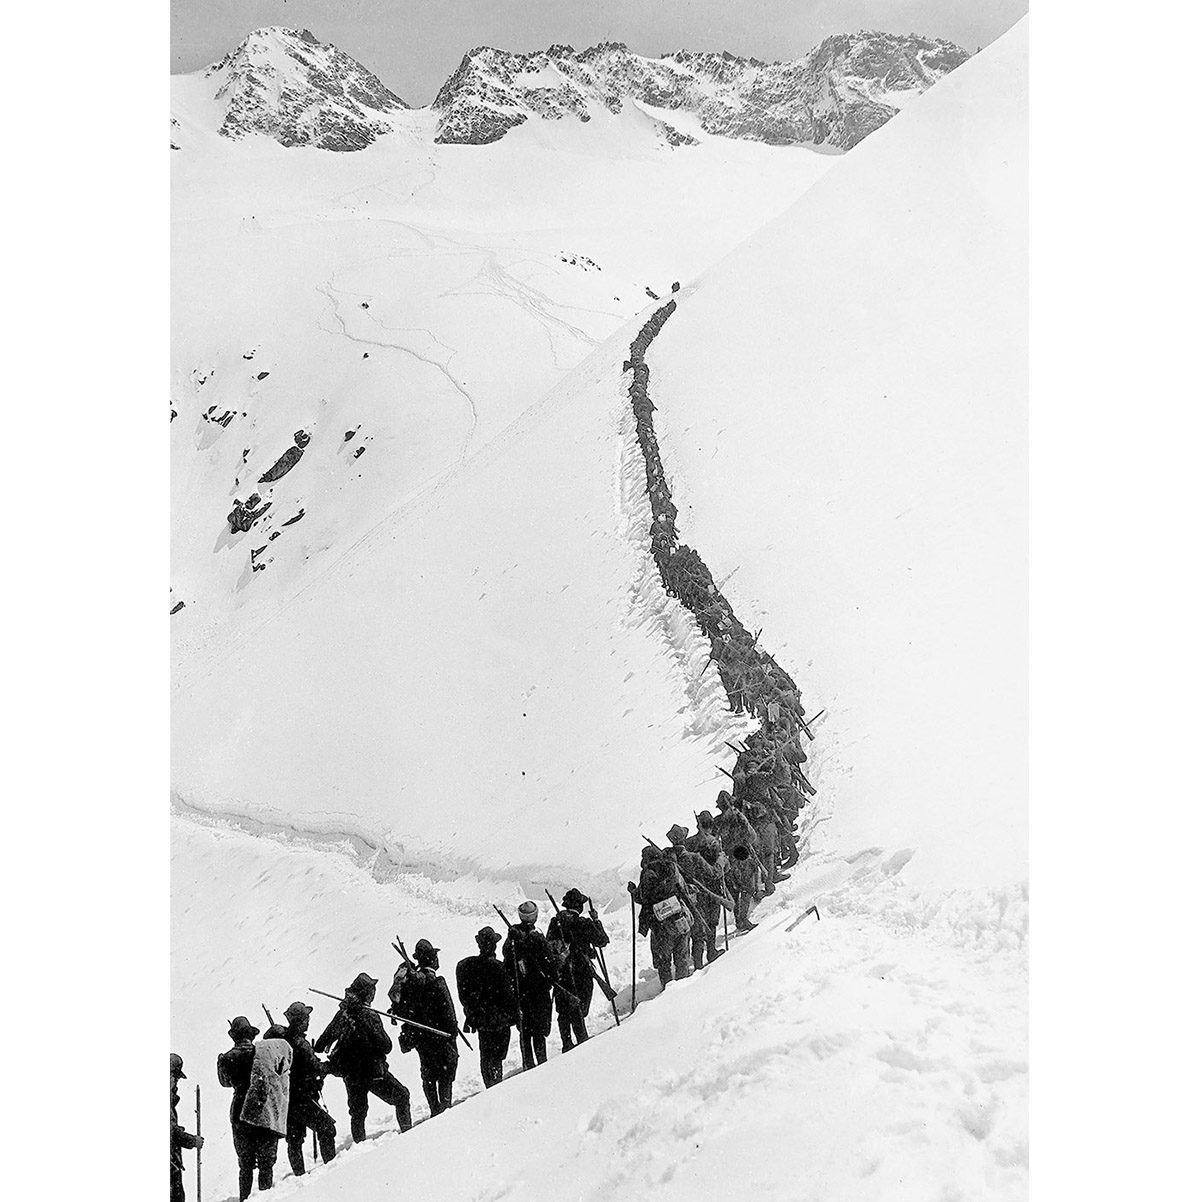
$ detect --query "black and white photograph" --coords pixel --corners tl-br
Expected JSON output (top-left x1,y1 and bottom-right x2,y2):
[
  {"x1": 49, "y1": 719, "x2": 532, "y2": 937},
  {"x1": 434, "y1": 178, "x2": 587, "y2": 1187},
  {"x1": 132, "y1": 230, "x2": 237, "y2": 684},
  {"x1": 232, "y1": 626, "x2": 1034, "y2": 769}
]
[{"x1": 162, "y1": 2, "x2": 1032, "y2": 1199}]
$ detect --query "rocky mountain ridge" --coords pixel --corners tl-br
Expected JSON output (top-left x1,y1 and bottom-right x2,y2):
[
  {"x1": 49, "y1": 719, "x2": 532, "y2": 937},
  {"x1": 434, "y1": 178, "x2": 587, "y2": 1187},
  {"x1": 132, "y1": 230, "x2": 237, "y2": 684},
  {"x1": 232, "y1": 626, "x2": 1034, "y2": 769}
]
[
  {"x1": 432, "y1": 31, "x2": 969, "y2": 148},
  {"x1": 179, "y1": 26, "x2": 968, "y2": 153}
]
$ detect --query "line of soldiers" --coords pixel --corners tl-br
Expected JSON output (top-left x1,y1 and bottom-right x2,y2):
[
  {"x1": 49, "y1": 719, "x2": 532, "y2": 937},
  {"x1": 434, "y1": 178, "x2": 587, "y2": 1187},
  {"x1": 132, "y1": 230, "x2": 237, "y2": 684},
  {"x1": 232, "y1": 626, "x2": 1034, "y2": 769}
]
[
  {"x1": 169, "y1": 790, "x2": 803, "y2": 1201},
  {"x1": 170, "y1": 891, "x2": 613, "y2": 1200}
]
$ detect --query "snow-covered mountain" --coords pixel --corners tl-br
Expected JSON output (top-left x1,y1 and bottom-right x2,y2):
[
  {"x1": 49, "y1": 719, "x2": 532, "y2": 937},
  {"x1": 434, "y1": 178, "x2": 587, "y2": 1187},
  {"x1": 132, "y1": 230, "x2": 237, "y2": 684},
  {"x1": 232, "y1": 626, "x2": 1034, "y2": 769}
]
[
  {"x1": 432, "y1": 31, "x2": 969, "y2": 148},
  {"x1": 176, "y1": 26, "x2": 967, "y2": 154},
  {"x1": 201, "y1": 26, "x2": 409, "y2": 150}
]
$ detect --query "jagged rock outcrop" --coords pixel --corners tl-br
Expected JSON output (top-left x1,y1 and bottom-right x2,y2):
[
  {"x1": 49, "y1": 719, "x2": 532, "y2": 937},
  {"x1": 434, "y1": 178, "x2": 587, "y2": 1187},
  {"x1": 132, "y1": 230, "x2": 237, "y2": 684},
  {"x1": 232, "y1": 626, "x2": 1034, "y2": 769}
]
[
  {"x1": 432, "y1": 32, "x2": 968, "y2": 148},
  {"x1": 204, "y1": 26, "x2": 408, "y2": 150}
]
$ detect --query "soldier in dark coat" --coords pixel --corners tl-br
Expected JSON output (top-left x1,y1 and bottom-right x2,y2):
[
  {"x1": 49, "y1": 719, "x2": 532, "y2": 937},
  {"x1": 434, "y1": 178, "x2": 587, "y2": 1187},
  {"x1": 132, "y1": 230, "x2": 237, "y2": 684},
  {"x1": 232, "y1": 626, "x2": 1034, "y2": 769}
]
[
  {"x1": 456, "y1": 927, "x2": 519, "y2": 1087},
  {"x1": 280, "y1": 1002, "x2": 337, "y2": 1175},
  {"x1": 216, "y1": 1016, "x2": 277, "y2": 1200},
  {"x1": 502, "y1": 901, "x2": 555, "y2": 1069},
  {"x1": 630, "y1": 847, "x2": 693, "y2": 989},
  {"x1": 713, "y1": 792, "x2": 760, "y2": 931},
  {"x1": 547, "y1": 888, "x2": 609, "y2": 1051},
  {"x1": 392, "y1": 939, "x2": 459, "y2": 1116},
  {"x1": 170, "y1": 1054, "x2": 203, "y2": 1202},
  {"x1": 313, "y1": 972, "x2": 412, "y2": 1143},
  {"x1": 667, "y1": 826, "x2": 729, "y2": 967}
]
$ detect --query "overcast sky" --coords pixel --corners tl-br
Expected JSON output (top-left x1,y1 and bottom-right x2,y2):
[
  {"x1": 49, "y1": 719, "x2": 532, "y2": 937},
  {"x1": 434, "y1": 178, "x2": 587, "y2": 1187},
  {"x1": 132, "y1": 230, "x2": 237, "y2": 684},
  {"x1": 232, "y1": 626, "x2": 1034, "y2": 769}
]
[{"x1": 172, "y1": 0, "x2": 1027, "y2": 105}]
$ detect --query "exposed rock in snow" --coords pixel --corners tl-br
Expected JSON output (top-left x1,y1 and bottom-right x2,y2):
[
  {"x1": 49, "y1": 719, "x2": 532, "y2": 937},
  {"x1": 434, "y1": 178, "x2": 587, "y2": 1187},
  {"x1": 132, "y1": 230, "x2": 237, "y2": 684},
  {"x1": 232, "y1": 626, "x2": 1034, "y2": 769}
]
[
  {"x1": 202, "y1": 26, "x2": 408, "y2": 151},
  {"x1": 432, "y1": 32, "x2": 968, "y2": 148}
]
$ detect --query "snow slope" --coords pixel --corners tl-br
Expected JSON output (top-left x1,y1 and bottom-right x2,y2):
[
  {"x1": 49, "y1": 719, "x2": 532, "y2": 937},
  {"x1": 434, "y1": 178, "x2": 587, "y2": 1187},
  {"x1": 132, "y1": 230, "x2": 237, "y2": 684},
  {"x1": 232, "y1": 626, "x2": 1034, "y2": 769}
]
[{"x1": 648, "y1": 21, "x2": 1028, "y2": 892}]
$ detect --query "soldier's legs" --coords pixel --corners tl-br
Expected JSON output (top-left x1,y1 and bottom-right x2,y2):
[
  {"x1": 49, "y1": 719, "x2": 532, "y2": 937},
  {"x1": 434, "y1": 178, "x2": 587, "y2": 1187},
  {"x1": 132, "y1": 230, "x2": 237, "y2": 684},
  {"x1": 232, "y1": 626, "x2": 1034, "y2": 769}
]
[
  {"x1": 478, "y1": 1027, "x2": 510, "y2": 1086},
  {"x1": 344, "y1": 1081, "x2": 370, "y2": 1143},
  {"x1": 255, "y1": 1132, "x2": 279, "y2": 1191},
  {"x1": 231, "y1": 1122, "x2": 256, "y2": 1200},
  {"x1": 555, "y1": 992, "x2": 575, "y2": 1052},
  {"x1": 672, "y1": 931, "x2": 693, "y2": 981},
  {"x1": 370, "y1": 1071, "x2": 413, "y2": 1131},
  {"x1": 518, "y1": 1025, "x2": 536, "y2": 1070},
  {"x1": 305, "y1": 1102, "x2": 337, "y2": 1164},
  {"x1": 650, "y1": 924, "x2": 672, "y2": 988},
  {"x1": 531, "y1": 1033, "x2": 548, "y2": 1065},
  {"x1": 418, "y1": 1051, "x2": 440, "y2": 1114},
  {"x1": 285, "y1": 1113, "x2": 308, "y2": 1177},
  {"x1": 171, "y1": 1166, "x2": 186, "y2": 1202}
]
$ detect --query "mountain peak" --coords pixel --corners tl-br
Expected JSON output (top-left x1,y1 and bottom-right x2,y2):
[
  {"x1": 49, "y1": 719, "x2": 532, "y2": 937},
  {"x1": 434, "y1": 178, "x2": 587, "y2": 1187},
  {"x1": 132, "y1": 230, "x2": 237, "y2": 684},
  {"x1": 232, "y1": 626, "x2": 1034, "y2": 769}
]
[
  {"x1": 431, "y1": 31, "x2": 969, "y2": 148},
  {"x1": 203, "y1": 25, "x2": 409, "y2": 151}
]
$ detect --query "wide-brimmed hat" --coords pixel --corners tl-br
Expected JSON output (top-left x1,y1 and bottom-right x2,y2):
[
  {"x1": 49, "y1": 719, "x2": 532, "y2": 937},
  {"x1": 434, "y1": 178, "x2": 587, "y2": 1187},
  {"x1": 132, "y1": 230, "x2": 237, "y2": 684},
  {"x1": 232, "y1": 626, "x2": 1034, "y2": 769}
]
[
  {"x1": 414, "y1": 938, "x2": 440, "y2": 963},
  {"x1": 562, "y1": 888, "x2": 586, "y2": 911},
  {"x1": 284, "y1": 1001, "x2": 313, "y2": 1021},
  {"x1": 476, "y1": 926, "x2": 501, "y2": 946},
  {"x1": 348, "y1": 972, "x2": 378, "y2": 998},
  {"x1": 170, "y1": 1053, "x2": 186, "y2": 1079},
  {"x1": 666, "y1": 824, "x2": 689, "y2": 845},
  {"x1": 228, "y1": 1016, "x2": 260, "y2": 1041}
]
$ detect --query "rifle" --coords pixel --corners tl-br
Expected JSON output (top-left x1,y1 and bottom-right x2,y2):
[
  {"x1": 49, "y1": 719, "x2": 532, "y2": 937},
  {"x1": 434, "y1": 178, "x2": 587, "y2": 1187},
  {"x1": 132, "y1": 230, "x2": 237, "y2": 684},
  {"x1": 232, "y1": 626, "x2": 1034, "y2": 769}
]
[
  {"x1": 261, "y1": 1003, "x2": 275, "y2": 1027},
  {"x1": 308, "y1": 989, "x2": 456, "y2": 1041},
  {"x1": 545, "y1": 890, "x2": 620, "y2": 1018},
  {"x1": 493, "y1": 905, "x2": 526, "y2": 1039},
  {"x1": 195, "y1": 1084, "x2": 202, "y2": 1202},
  {"x1": 584, "y1": 895, "x2": 620, "y2": 1026}
]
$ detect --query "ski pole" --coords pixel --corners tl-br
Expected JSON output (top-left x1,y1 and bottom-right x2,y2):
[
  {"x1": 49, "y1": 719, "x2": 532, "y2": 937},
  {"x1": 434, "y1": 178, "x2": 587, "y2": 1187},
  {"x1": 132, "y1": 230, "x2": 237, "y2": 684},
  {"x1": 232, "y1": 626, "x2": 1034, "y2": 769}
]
[
  {"x1": 630, "y1": 894, "x2": 638, "y2": 1013},
  {"x1": 719, "y1": 864, "x2": 731, "y2": 950},
  {"x1": 195, "y1": 1084, "x2": 202, "y2": 1202},
  {"x1": 584, "y1": 896, "x2": 620, "y2": 1026}
]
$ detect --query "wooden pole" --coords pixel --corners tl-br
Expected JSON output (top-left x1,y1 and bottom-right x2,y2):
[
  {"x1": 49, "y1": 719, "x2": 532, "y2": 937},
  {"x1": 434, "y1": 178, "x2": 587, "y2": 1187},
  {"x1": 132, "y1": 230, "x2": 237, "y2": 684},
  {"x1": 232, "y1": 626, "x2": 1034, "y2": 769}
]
[
  {"x1": 195, "y1": 1084, "x2": 202, "y2": 1202},
  {"x1": 630, "y1": 895, "x2": 638, "y2": 1013}
]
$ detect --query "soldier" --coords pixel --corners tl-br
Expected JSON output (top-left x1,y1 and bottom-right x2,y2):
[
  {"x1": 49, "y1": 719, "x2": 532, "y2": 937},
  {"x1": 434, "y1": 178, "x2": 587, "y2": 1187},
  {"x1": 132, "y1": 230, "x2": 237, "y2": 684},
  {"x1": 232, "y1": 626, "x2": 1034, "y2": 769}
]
[
  {"x1": 216, "y1": 1016, "x2": 275, "y2": 1200},
  {"x1": 170, "y1": 1054, "x2": 203, "y2": 1202},
  {"x1": 392, "y1": 939, "x2": 459, "y2": 1116},
  {"x1": 502, "y1": 901, "x2": 555, "y2": 1069},
  {"x1": 239, "y1": 1025, "x2": 292, "y2": 1193},
  {"x1": 713, "y1": 792, "x2": 760, "y2": 931},
  {"x1": 547, "y1": 888, "x2": 609, "y2": 1051},
  {"x1": 629, "y1": 846, "x2": 693, "y2": 989},
  {"x1": 313, "y1": 972, "x2": 412, "y2": 1143},
  {"x1": 666, "y1": 825, "x2": 728, "y2": 968},
  {"x1": 456, "y1": 927, "x2": 519, "y2": 1088},
  {"x1": 280, "y1": 1001, "x2": 337, "y2": 1176}
]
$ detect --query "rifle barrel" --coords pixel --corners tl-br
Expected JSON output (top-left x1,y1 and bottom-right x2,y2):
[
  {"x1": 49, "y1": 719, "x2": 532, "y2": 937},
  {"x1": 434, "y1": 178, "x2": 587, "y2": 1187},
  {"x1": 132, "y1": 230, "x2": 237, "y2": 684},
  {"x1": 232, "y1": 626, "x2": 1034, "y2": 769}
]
[{"x1": 307, "y1": 988, "x2": 455, "y2": 1040}]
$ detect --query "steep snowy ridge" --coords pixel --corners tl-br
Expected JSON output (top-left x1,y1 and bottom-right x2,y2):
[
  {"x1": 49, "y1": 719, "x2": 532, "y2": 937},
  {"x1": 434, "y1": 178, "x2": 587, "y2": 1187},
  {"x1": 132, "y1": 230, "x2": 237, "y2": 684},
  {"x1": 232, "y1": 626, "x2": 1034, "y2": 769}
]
[
  {"x1": 202, "y1": 26, "x2": 408, "y2": 150},
  {"x1": 432, "y1": 32, "x2": 968, "y2": 148}
]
